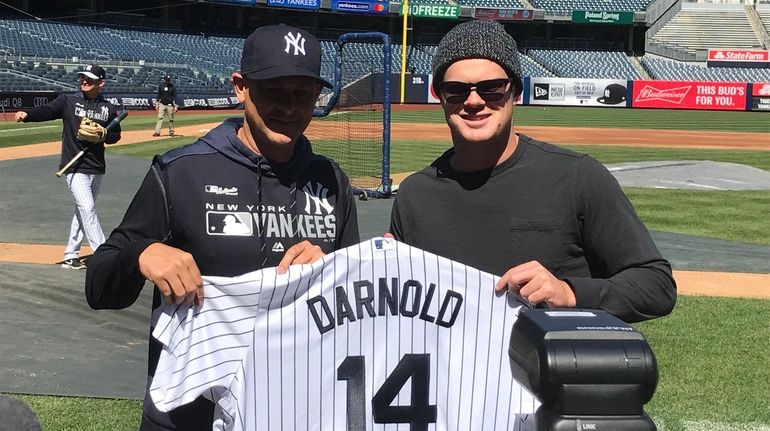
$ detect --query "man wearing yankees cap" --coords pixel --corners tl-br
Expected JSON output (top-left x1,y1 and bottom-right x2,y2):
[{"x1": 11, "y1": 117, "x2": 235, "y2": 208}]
[
  {"x1": 86, "y1": 24, "x2": 359, "y2": 430},
  {"x1": 16, "y1": 63, "x2": 122, "y2": 270}
]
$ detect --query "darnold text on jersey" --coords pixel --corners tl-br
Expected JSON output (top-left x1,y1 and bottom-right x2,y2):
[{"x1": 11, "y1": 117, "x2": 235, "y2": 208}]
[{"x1": 307, "y1": 278, "x2": 464, "y2": 334}]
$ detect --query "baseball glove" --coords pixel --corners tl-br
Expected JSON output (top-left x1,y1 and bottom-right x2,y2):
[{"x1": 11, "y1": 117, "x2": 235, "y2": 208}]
[{"x1": 77, "y1": 117, "x2": 107, "y2": 143}]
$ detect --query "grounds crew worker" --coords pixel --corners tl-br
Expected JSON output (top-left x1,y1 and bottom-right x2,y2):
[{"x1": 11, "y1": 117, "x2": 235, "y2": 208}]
[{"x1": 153, "y1": 75, "x2": 178, "y2": 137}]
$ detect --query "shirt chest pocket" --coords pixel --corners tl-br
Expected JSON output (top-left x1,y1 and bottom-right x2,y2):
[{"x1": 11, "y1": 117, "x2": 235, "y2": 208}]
[{"x1": 509, "y1": 217, "x2": 570, "y2": 273}]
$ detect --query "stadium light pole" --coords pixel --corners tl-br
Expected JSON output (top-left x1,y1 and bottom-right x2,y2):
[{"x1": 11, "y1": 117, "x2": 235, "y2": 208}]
[{"x1": 400, "y1": 0, "x2": 408, "y2": 104}]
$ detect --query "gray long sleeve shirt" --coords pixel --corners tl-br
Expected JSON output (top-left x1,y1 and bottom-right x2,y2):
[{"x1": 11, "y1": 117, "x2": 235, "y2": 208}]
[{"x1": 390, "y1": 134, "x2": 676, "y2": 323}]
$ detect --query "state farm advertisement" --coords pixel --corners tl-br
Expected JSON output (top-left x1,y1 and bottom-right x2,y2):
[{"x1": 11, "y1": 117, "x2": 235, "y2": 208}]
[
  {"x1": 632, "y1": 80, "x2": 747, "y2": 111},
  {"x1": 708, "y1": 49, "x2": 769, "y2": 62}
]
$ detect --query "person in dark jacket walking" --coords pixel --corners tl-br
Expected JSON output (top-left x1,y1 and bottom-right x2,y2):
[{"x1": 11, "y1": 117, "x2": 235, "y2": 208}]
[
  {"x1": 389, "y1": 20, "x2": 676, "y2": 323},
  {"x1": 85, "y1": 24, "x2": 359, "y2": 430},
  {"x1": 16, "y1": 64, "x2": 121, "y2": 269},
  {"x1": 153, "y1": 75, "x2": 177, "y2": 137}
]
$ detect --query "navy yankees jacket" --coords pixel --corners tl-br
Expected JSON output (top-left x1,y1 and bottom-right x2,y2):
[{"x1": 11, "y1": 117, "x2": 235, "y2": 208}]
[
  {"x1": 85, "y1": 118, "x2": 360, "y2": 430},
  {"x1": 22, "y1": 92, "x2": 121, "y2": 175}
]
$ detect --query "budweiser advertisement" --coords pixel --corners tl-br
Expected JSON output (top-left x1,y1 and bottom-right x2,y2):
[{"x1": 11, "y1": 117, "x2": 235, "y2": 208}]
[{"x1": 632, "y1": 80, "x2": 747, "y2": 111}]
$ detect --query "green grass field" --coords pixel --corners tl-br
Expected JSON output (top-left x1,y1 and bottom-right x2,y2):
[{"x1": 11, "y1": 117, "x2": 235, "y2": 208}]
[{"x1": 3, "y1": 107, "x2": 769, "y2": 430}]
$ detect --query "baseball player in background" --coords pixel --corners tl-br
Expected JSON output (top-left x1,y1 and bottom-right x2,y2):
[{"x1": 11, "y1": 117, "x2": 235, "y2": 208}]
[
  {"x1": 153, "y1": 75, "x2": 178, "y2": 137},
  {"x1": 16, "y1": 64, "x2": 122, "y2": 269},
  {"x1": 85, "y1": 24, "x2": 359, "y2": 430},
  {"x1": 389, "y1": 20, "x2": 676, "y2": 323}
]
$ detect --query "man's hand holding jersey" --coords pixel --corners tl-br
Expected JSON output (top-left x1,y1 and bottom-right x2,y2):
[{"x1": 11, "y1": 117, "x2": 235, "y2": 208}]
[
  {"x1": 139, "y1": 243, "x2": 205, "y2": 306},
  {"x1": 277, "y1": 240, "x2": 323, "y2": 274},
  {"x1": 495, "y1": 260, "x2": 577, "y2": 308},
  {"x1": 139, "y1": 240, "x2": 324, "y2": 305}
]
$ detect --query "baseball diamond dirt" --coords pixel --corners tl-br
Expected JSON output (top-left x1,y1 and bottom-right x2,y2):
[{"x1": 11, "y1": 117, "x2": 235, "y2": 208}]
[{"x1": 1, "y1": 115, "x2": 769, "y2": 300}]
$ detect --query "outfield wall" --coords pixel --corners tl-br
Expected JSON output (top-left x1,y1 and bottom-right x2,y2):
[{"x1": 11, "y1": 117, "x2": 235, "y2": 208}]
[
  {"x1": 1, "y1": 79, "x2": 769, "y2": 112},
  {"x1": 385, "y1": 75, "x2": 770, "y2": 112}
]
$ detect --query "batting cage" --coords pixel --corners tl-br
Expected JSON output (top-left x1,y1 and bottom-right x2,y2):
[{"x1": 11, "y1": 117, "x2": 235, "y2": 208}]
[{"x1": 312, "y1": 32, "x2": 392, "y2": 199}]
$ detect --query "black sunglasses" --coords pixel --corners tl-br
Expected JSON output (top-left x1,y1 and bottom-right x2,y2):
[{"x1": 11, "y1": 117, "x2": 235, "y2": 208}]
[{"x1": 438, "y1": 78, "x2": 512, "y2": 104}]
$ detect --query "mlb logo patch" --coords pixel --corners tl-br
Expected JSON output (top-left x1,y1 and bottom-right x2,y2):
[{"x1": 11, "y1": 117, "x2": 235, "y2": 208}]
[
  {"x1": 206, "y1": 211, "x2": 253, "y2": 236},
  {"x1": 374, "y1": 237, "x2": 396, "y2": 251}
]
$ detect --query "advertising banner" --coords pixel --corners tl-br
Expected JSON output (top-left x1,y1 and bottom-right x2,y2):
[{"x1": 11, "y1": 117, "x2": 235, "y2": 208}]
[
  {"x1": 332, "y1": 0, "x2": 388, "y2": 14},
  {"x1": 572, "y1": 10, "x2": 634, "y2": 24},
  {"x1": 472, "y1": 8, "x2": 534, "y2": 21},
  {"x1": 266, "y1": 0, "x2": 321, "y2": 11},
  {"x1": 427, "y1": 74, "x2": 440, "y2": 104},
  {"x1": 528, "y1": 78, "x2": 629, "y2": 107},
  {"x1": 708, "y1": 49, "x2": 769, "y2": 62},
  {"x1": 400, "y1": 3, "x2": 459, "y2": 19},
  {"x1": 751, "y1": 82, "x2": 770, "y2": 97},
  {"x1": 102, "y1": 94, "x2": 240, "y2": 110},
  {"x1": 751, "y1": 82, "x2": 770, "y2": 111},
  {"x1": 752, "y1": 97, "x2": 770, "y2": 111},
  {"x1": 0, "y1": 91, "x2": 58, "y2": 111},
  {"x1": 632, "y1": 80, "x2": 747, "y2": 111},
  {"x1": 707, "y1": 49, "x2": 770, "y2": 68}
]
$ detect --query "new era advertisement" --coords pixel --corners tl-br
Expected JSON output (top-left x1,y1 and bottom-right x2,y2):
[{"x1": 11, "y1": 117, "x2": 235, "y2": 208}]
[
  {"x1": 529, "y1": 78, "x2": 628, "y2": 107},
  {"x1": 632, "y1": 80, "x2": 747, "y2": 111}
]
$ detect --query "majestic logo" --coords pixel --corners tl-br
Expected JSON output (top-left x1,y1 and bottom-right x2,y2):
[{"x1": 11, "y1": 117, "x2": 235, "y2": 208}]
[
  {"x1": 303, "y1": 182, "x2": 334, "y2": 215},
  {"x1": 272, "y1": 242, "x2": 285, "y2": 253},
  {"x1": 206, "y1": 212, "x2": 253, "y2": 236},
  {"x1": 635, "y1": 85, "x2": 691, "y2": 104},
  {"x1": 284, "y1": 32, "x2": 306, "y2": 56},
  {"x1": 205, "y1": 185, "x2": 238, "y2": 196}
]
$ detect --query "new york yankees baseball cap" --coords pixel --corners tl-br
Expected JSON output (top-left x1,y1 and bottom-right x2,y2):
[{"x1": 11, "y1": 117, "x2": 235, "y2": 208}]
[
  {"x1": 240, "y1": 24, "x2": 332, "y2": 88},
  {"x1": 77, "y1": 64, "x2": 106, "y2": 80}
]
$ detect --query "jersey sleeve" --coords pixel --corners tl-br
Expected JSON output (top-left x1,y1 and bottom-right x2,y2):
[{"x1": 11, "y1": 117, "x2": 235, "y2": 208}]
[{"x1": 149, "y1": 276, "x2": 263, "y2": 413}]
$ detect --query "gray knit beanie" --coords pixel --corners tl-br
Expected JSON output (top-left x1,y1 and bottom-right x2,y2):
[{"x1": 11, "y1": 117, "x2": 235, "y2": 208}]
[{"x1": 432, "y1": 20, "x2": 523, "y2": 96}]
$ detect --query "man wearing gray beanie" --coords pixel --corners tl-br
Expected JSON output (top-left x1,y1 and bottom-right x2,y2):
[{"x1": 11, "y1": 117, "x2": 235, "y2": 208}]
[{"x1": 390, "y1": 20, "x2": 676, "y2": 324}]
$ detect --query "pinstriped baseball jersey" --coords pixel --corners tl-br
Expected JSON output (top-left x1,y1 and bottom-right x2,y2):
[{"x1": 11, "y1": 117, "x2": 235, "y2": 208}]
[{"x1": 149, "y1": 238, "x2": 539, "y2": 431}]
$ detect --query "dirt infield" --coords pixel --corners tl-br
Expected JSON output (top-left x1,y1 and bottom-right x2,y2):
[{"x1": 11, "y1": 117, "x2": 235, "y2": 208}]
[
  {"x1": 304, "y1": 122, "x2": 770, "y2": 150},
  {"x1": 4, "y1": 121, "x2": 770, "y2": 162},
  {"x1": 1, "y1": 117, "x2": 768, "y2": 299},
  {"x1": 0, "y1": 241, "x2": 766, "y2": 299}
]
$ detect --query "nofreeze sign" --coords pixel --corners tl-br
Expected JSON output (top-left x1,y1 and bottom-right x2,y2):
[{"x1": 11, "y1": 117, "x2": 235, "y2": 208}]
[{"x1": 401, "y1": 3, "x2": 459, "y2": 18}]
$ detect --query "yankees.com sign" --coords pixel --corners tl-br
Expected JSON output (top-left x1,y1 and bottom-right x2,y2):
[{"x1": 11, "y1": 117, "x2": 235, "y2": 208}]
[{"x1": 632, "y1": 80, "x2": 747, "y2": 111}]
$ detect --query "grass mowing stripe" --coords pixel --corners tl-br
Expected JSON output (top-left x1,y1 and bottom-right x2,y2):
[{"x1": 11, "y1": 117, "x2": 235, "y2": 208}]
[
  {"x1": 635, "y1": 296, "x2": 770, "y2": 428},
  {"x1": 388, "y1": 106, "x2": 770, "y2": 132},
  {"x1": 625, "y1": 188, "x2": 770, "y2": 245}
]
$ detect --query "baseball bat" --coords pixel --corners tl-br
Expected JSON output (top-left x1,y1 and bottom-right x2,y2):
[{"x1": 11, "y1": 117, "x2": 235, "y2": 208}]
[{"x1": 56, "y1": 110, "x2": 128, "y2": 177}]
